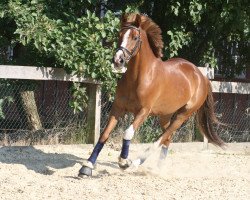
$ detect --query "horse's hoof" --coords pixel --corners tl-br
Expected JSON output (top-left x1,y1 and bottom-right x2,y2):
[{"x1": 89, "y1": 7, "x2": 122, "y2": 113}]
[
  {"x1": 78, "y1": 166, "x2": 92, "y2": 177},
  {"x1": 78, "y1": 161, "x2": 94, "y2": 177},
  {"x1": 118, "y1": 157, "x2": 132, "y2": 170}
]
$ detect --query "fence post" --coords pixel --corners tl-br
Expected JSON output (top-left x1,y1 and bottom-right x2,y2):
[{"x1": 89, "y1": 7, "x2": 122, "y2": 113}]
[{"x1": 86, "y1": 83, "x2": 101, "y2": 144}]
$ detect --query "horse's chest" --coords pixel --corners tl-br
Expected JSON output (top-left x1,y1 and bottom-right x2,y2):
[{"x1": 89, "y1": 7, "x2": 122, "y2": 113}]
[
  {"x1": 117, "y1": 93, "x2": 141, "y2": 114},
  {"x1": 116, "y1": 77, "x2": 152, "y2": 113}
]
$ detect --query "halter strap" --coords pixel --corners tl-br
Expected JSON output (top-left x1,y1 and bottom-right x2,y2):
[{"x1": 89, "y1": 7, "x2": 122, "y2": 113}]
[{"x1": 116, "y1": 25, "x2": 142, "y2": 62}]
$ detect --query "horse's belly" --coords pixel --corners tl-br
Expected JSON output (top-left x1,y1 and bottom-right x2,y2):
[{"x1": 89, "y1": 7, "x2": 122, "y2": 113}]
[
  {"x1": 151, "y1": 105, "x2": 177, "y2": 115},
  {"x1": 151, "y1": 98, "x2": 188, "y2": 115}
]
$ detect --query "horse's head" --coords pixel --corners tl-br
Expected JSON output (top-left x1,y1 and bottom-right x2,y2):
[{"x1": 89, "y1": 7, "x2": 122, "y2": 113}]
[{"x1": 113, "y1": 14, "x2": 142, "y2": 71}]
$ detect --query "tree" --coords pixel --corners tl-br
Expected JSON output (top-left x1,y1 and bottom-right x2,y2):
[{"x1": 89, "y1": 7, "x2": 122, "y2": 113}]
[
  {"x1": 0, "y1": 0, "x2": 121, "y2": 121},
  {"x1": 1, "y1": 0, "x2": 249, "y2": 89},
  {"x1": 108, "y1": 0, "x2": 249, "y2": 77},
  {"x1": 1, "y1": 0, "x2": 120, "y2": 91}
]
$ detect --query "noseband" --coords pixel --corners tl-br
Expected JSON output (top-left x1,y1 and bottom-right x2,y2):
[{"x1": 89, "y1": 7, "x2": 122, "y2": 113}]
[{"x1": 116, "y1": 25, "x2": 142, "y2": 62}]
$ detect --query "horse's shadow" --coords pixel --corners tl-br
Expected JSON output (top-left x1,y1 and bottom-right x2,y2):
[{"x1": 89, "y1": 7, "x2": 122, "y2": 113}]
[{"x1": 0, "y1": 146, "x2": 82, "y2": 175}]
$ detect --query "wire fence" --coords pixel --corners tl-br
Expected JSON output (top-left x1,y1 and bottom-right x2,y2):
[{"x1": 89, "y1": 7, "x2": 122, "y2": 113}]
[
  {"x1": 213, "y1": 93, "x2": 250, "y2": 142},
  {"x1": 0, "y1": 80, "x2": 249, "y2": 145},
  {"x1": 0, "y1": 80, "x2": 87, "y2": 145}
]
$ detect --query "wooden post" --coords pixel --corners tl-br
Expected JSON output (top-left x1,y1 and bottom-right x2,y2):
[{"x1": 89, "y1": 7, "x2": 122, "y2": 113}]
[{"x1": 86, "y1": 83, "x2": 101, "y2": 144}]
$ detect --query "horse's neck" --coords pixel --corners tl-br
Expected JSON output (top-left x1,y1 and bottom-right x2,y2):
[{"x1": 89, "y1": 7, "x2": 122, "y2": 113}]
[{"x1": 126, "y1": 42, "x2": 156, "y2": 83}]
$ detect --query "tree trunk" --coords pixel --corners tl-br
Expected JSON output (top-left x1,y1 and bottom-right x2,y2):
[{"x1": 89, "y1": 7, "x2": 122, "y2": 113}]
[{"x1": 19, "y1": 90, "x2": 42, "y2": 131}]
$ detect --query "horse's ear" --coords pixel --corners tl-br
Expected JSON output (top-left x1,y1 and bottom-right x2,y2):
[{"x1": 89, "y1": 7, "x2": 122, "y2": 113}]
[
  {"x1": 121, "y1": 13, "x2": 128, "y2": 24},
  {"x1": 134, "y1": 14, "x2": 141, "y2": 27}
]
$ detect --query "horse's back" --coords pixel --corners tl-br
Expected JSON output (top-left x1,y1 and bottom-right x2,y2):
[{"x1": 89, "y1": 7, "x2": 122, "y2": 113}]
[
  {"x1": 149, "y1": 57, "x2": 208, "y2": 114},
  {"x1": 162, "y1": 57, "x2": 206, "y2": 86},
  {"x1": 164, "y1": 58, "x2": 199, "y2": 72}
]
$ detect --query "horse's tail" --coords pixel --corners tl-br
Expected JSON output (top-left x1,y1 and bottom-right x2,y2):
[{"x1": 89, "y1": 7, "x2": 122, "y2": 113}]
[{"x1": 196, "y1": 81, "x2": 224, "y2": 147}]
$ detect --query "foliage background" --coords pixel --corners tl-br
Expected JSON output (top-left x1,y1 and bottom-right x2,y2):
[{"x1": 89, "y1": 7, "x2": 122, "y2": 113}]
[
  {"x1": 0, "y1": 0, "x2": 249, "y2": 143},
  {"x1": 0, "y1": 0, "x2": 249, "y2": 108},
  {"x1": 1, "y1": 0, "x2": 249, "y2": 79}
]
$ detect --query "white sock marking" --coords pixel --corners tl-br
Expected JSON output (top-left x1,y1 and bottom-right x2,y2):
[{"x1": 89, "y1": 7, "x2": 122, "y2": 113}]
[{"x1": 124, "y1": 125, "x2": 135, "y2": 140}]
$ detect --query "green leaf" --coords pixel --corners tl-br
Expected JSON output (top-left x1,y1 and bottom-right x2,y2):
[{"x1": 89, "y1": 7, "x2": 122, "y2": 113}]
[
  {"x1": 0, "y1": 11, "x2": 5, "y2": 18},
  {"x1": 101, "y1": 31, "x2": 106, "y2": 38},
  {"x1": 91, "y1": 72, "x2": 97, "y2": 78},
  {"x1": 197, "y1": 4, "x2": 202, "y2": 11}
]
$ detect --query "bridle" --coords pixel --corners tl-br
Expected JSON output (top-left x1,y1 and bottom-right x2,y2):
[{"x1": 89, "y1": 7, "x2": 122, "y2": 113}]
[{"x1": 116, "y1": 25, "x2": 142, "y2": 62}]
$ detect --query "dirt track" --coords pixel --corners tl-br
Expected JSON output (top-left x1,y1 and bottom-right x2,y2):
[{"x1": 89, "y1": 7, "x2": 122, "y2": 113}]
[{"x1": 0, "y1": 142, "x2": 249, "y2": 200}]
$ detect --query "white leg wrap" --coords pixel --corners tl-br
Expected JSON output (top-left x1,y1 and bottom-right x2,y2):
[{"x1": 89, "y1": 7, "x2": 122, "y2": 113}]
[
  {"x1": 124, "y1": 125, "x2": 135, "y2": 140},
  {"x1": 82, "y1": 160, "x2": 94, "y2": 169}
]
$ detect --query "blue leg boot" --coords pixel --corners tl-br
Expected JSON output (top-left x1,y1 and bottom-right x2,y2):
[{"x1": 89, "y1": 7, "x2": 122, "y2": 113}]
[{"x1": 79, "y1": 141, "x2": 104, "y2": 177}]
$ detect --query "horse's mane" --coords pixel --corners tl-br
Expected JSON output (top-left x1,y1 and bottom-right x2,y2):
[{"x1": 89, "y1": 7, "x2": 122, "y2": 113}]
[{"x1": 121, "y1": 13, "x2": 164, "y2": 58}]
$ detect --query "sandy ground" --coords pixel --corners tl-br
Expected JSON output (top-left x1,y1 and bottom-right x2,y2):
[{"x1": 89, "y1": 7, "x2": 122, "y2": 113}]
[{"x1": 0, "y1": 142, "x2": 249, "y2": 200}]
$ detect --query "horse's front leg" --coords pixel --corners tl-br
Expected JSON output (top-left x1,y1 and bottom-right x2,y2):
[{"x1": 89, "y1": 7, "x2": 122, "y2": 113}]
[
  {"x1": 79, "y1": 105, "x2": 124, "y2": 177},
  {"x1": 118, "y1": 108, "x2": 150, "y2": 169}
]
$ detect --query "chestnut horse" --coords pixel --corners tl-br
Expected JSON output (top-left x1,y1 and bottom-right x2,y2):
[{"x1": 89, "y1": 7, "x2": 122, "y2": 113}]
[{"x1": 79, "y1": 13, "x2": 224, "y2": 176}]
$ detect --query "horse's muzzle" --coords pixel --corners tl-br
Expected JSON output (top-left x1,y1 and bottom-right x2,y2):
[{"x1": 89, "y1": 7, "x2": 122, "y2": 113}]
[
  {"x1": 112, "y1": 57, "x2": 126, "y2": 73},
  {"x1": 113, "y1": 53, "x2": 125, "y2": 66},
  {"x1": 113, "y1": 55, "x2": 125, "y2": 69}
]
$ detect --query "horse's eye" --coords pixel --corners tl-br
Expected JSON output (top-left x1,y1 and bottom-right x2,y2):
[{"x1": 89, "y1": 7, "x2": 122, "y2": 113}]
[{"x1": 133, "y1": 36, "x2": 138, "y2": 40}]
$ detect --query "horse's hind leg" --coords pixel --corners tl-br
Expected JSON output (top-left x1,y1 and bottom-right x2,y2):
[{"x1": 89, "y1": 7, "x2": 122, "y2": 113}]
[
  {"x1": 158, "y1": 105, "x2": 198, "y2": 149},
  {"x1": 158, "y1": 115, "x2": 174, "y2": 162},
  {"x1": 79, "y1": 105, "x2": 124, "y2": 177},
  {"x1": 144, "y1": 107, "x2": 197, "y2": 169},
  {"x1": 132, "y1": 114, "x2": 172, "y2": 167},
  {"x1": 134, "y1": 105, "x2": 198, "y2": 169},
  {"x1": 132, "y1": 105, "x2": 198, "y2": 169}
]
